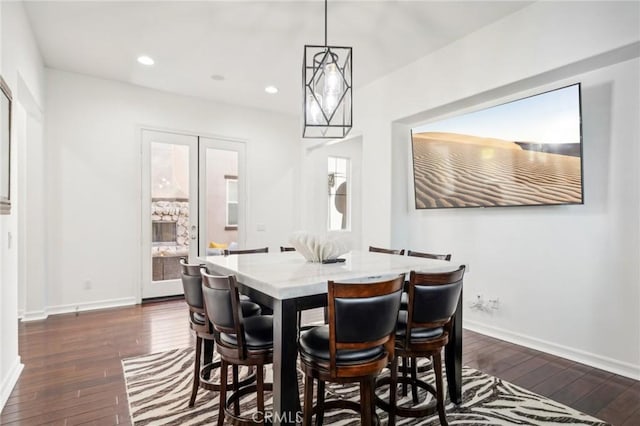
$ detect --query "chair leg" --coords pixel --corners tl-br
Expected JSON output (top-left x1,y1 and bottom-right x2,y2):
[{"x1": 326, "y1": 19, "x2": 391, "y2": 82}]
[
  {"x1": 302, "y1": 374, "x2": 314, "y2": 426},
  {"x1": 410, "y1": 357, "x2": 419, "y2": 404},
  {"x1": 297, "y1": 311, "x2": 303, "y2": 337},
  {"x1": 217, "y1": 360, "x2": 228, "y2": 426},
  {"x1": 388, "y1": 356, "x2": 397, "y2": 426},
  {"x1": 369, "y1": 376, "x2": 377, "y2": 423},
  {"x1": 203, "y1": 339, "x2": 214, "y2": 379},
  {"x1": 432, "y1": 350, "x2": 448, "y2": 426},
  {"x1": 232, "y1": 364, "x2": 240, "y2": 415},
  {"x1": 189, "y1": 336, "x2": 202, "y2": 407},
  {"x1": 360, "y1": 378, "x2": 373, "y2": 426},
  {"x1": 316, "y1": 380, "x2": 325, "y2": 426},
  {"x1": 401, "y1": 356, "x2": 408, "y2": 397},
  {"x1": 256, "y1": 364, "x2": 265, "y2": 424}
]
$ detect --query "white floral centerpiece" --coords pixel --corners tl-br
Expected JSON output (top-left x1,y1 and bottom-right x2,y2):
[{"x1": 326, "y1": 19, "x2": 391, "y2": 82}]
[{"x1": 288, "y1": 231, "x2": 350, "y2": 262}]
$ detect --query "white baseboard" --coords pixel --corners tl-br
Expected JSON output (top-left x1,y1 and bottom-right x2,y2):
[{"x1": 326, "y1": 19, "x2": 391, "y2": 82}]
[
  {"x1": 19, "y1": 297, "x2": 138, "y2": 321},
  {"x1": 46, "y1": 297, "x2": 138, "y2": 316},
  {"x1": 20, "y1": 310, "x2": 48, "y2": 322},
  {"x1": 0, "y1": 356, "x2": 24, "y2": 411},
  {"x1": 465, "y1": 319, "x2": 640, "y2": 380}
]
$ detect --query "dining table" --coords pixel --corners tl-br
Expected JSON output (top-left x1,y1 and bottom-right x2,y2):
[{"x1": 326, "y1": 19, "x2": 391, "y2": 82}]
[{"x1": 203, "y1": 249, "x2": 464, "y2": 425}]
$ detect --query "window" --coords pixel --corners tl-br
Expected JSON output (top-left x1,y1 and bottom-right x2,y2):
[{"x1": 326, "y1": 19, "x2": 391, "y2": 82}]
[
  {"x1": 226, "y1": 176, "x2": 238, "y2": 229},
  {"x1": 328, "y1": 156, "x2": 349, "y2": 231}
]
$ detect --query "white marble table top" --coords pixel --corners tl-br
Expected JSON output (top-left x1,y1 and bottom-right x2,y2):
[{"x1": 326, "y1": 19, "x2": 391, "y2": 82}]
[{"x1": 203, "y1": 250, "x2": 461, "y2": 300}]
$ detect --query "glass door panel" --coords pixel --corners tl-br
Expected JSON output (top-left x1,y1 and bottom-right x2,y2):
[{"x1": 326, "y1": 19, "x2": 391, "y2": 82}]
[
  {"x1": 199, "y1": 137, "x2": 245, "y2": 256},
  {"x1": 142, "y1": 130, "x2": 198, "y2": 299}
]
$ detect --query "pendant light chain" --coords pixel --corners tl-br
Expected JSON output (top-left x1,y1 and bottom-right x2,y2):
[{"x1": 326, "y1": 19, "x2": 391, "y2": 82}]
[{"x1": 324, "y1": 0, "x2": 328, "y2": 46}]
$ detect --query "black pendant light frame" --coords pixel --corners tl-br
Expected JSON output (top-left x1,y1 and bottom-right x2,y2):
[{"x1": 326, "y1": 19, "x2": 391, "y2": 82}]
[{"x1": 302, "y1": 0, "x2": 353, "y2": 139}]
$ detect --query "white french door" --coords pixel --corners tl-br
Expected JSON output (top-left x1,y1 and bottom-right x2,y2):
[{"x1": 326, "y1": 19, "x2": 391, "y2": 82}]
[
  {"x1": 141, "y1": 130, "x2": 198, "y2": 299},
  {"x1": 198, "y1": 137, "x2": 246, "y2": 256},
  {"x1": 141, "y1": 130, "x2": 246, "y2": 299}
]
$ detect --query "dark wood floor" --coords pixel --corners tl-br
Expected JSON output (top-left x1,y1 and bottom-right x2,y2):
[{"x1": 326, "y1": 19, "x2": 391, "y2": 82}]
[{"x1": 1, "y1": 300, "x2": 638, "y2": 425}]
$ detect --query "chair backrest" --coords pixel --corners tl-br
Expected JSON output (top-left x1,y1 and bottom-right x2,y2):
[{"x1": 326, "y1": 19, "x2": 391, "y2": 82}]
[
  {"x1": 224, "y1": 247, "x2": 269, "y2": 255},
  {"x1": 200, "y1": 269, "x2": 247, "y2": 357},
  {"x1": 404, "y1": 266, "x2": 465, "y2": 345},
  {"x1": 407, "y1": 250, "x2": 452, "y2": 261},
  {"x1": 179, "y1": 258, "x2": 205, "y2": 310},
  {"x1": 327, "y1": 275, "x2": 404, "y2": 377},
  {"x1": 369, "y1": 245, "x2": 405, "y2": 256},
  {"x1": 280, "y1": 246, "x2": 296, "y2": 252}
]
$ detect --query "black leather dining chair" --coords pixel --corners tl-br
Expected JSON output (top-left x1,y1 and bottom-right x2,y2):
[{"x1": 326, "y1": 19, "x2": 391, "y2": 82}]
[
  {"x1": 201, "y1": 269, "x2": 274, "y2": 425},
  {"x1": 376, "y1": 266, "x2": 465, "y2": 426},
  {"x1": 401, "y1": 251, "x2": 452, "y2": 310},
  {"x1": 298, "y1": 275, "x2": 404, "y2": 425},
  {"x1": 179, "y1": 258, "x2": 261, "y2": 407}
]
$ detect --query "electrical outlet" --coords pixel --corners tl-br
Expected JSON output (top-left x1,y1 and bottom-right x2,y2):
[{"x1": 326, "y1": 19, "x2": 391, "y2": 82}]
[
  {"x1": 469, "y1": 294, "x2": 501, "y2": 312},
  {"x1": 84, "y1": 280, "x2": 92, "y2": 290},
  {"x1": 469, "y1": 294, "x2": 485, "y2": 311},
  {"x1": 488, "y1": 298, "x2": 500, "y2": 310}
]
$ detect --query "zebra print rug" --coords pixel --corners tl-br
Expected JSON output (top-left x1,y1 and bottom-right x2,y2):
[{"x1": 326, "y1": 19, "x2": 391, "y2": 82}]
[{"x1": 122, "y1": 347, "x2": 609, "y2": 425}]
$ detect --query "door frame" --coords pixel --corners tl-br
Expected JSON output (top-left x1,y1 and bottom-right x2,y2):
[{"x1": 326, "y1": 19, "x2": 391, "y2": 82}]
[{"x1": 137, "y1": 127, "x2": 249, "y2": 303}]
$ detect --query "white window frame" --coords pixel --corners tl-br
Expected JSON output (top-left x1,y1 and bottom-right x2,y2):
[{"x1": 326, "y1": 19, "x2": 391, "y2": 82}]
[
  {"x1": 225, "y1": 175, "x2": 238, "y2": 229},
  {"x1": 327, "y1": 156, "x2": 351, "y2": 231}
]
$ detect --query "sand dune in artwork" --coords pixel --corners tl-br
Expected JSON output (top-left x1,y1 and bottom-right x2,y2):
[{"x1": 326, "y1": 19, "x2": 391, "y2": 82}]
[{"x1": 412, "y1": 132, "x2": 582, "y2": 209}]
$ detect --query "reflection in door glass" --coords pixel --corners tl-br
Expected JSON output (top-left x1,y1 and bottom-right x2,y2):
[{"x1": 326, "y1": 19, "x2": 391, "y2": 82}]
[
  {"x1": 205, "y1": 149, "x2": 239, "y2": 254},
  {"x1": 150, "y1": 142, "x2": 190, "y2": 281},
  {"x1": 328, "y1": 156, "x2": 349, "y2": 231}
]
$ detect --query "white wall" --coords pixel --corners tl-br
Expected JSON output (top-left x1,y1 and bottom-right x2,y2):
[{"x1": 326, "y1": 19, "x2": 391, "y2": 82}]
[
  {"x1": 0, "y1": 0, "x2": 45, "y2": 410},
  {"x1": 357, "y1": 1, "x2": 640, "y2": 378},
  {"x1": 44, "y1": 69, "x2": 299, "y2": 312}
]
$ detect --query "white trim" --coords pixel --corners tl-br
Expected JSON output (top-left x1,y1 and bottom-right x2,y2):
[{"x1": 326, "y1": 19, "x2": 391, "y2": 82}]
[
  {"x1": 45, "y1": 297, "x2": 137, "y2": 317},
  {"x1": 20, "y1": 310, "x2": 48, "y2": 322},
  {"x1": 19, "y1": 298, "x2": 138, "y2": 322},
  {"x1": 465, "y1": 319, "x2": 640, "y2": 380},
  {"x1": 0, "y1": 356, "x2": 24, "y2": 411}
]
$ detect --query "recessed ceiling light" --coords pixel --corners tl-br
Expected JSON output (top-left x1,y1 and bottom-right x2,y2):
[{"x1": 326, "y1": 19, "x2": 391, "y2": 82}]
[
  {"x1": 211, "y1": 74, "x2": 226, "y2": 81},
  {"x1": 265, "y1": 85, "x2": 279, "y2": 94},
  {"x1": 137, "y1": 55, "x2": 155, "y2": 66}
]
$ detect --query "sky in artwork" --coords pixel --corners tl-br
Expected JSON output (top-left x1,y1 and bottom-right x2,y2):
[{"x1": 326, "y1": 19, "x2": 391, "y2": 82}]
[{"x1": 412, "y1": 84, "x2": 581, "y2": 144}]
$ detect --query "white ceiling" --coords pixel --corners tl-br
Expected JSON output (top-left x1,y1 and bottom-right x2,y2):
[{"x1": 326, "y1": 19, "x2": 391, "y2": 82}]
[{"x1": 23, "y1": 1, "x2": 532, "y2": 116}]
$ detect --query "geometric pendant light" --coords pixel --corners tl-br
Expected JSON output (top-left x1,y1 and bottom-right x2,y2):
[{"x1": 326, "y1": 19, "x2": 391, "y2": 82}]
[{"x1": 302, "y1": 0, "x2": 352, "y2": 138}]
